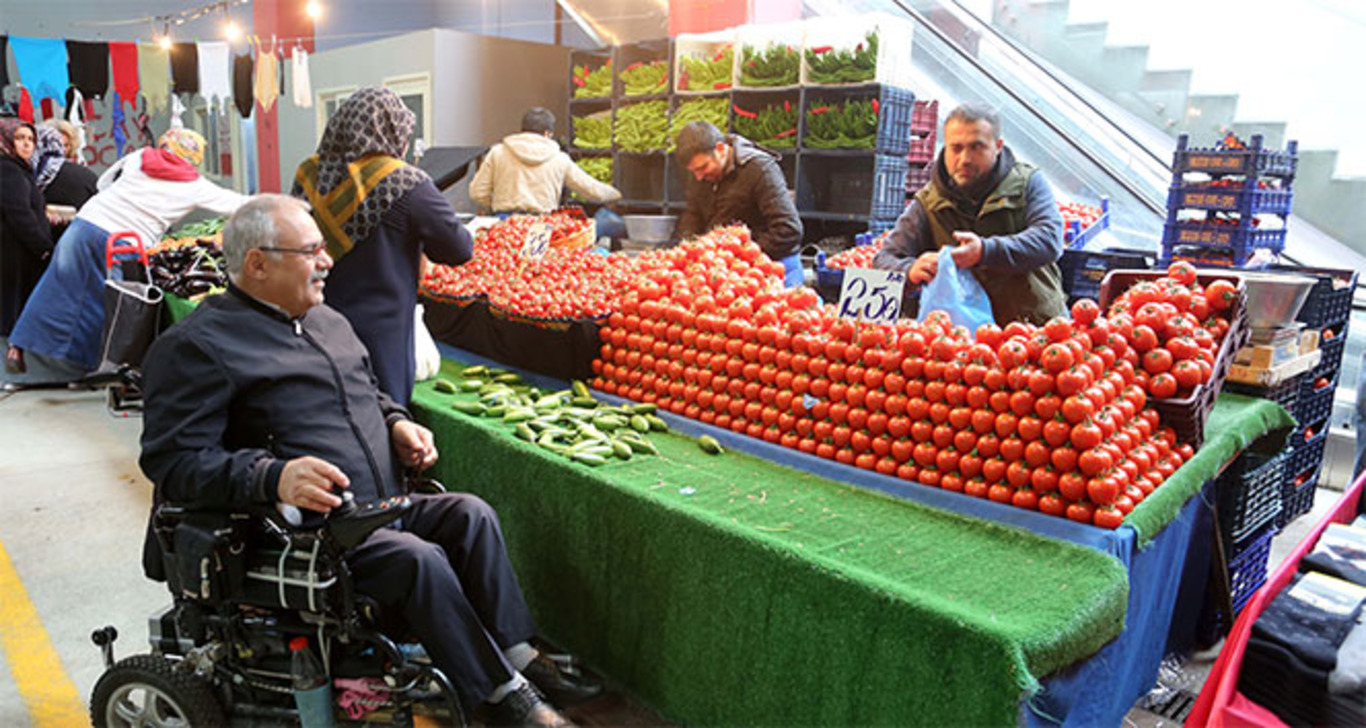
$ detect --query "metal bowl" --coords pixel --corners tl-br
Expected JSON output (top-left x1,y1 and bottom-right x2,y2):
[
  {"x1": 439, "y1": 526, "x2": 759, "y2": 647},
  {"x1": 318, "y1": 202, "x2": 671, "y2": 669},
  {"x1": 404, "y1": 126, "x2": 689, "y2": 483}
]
[
  {"x1": 1238, "y1": 272, "x2": 1317, "y2": 329},
  {"x1": 623, "y1": 215, "x2": 678, "y2": 244}
]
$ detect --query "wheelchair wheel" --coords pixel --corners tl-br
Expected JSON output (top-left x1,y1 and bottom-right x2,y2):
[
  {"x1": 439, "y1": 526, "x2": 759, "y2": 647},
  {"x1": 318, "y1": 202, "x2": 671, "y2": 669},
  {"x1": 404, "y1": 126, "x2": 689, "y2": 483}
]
[{"x1": 91, "y1": 654, "x2": 225, "y2": 728}]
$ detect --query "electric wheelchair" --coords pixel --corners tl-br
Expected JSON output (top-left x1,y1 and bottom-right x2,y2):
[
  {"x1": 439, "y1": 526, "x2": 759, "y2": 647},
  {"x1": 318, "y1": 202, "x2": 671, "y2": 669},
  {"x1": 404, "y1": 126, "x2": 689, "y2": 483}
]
[{"x1": 90, "y1": 482, "x2": 467, "y2": 727}]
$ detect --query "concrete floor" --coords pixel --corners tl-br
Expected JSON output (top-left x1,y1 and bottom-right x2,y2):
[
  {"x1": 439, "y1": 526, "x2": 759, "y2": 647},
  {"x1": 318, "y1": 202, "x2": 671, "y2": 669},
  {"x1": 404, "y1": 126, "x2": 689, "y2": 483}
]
[{"x1": 0, "y1": 385, "x2": 1355, "y2": 727}]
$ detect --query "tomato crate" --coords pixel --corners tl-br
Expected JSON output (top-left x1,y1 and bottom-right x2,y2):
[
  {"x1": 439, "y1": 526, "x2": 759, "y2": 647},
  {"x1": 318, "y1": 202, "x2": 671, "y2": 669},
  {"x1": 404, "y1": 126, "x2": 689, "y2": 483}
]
[
  {"x1": 1269, "y1": 264, "x2": 1359, "y2": 329},
  {"x1": 1099, "y1": 270, "x2": 1249, "y2": 448},
  {"x1": 800, "y1": 84, "x2": 917, "y2": 156},
  {"x1": 1059, "y1": 248, "x2": 1155, "y2": 302},
  {"x1": 1161, "y1": 221, "x2": 1286, "y2": 259},
  {"x1": 1309, "y1": 324, "x2": 1347, "y2": 381},
  {"x1": 1216, "y1": 452, "x2": 1285, "y2": 547},
  {"x1": 1062, "y1": 197, "x2": 1111, "y2": 251},
  {"x1": 1226, "y1": 522, "x2": 1276, "y2": 616},
  {"x1": 1225, "y1": 372, "x2": 1302, "y2": 415},
  {"x1": 1172, "y1": 133, "x2": 1298, "y2": 179},
  {"x1": 1286, "y1": 416, "x2": 1329, "y2": 479},
  {"x1": 1167, "y1": 183, "x2": 1294, "y2": 217},
  {"x1": 1276, "y1": 467, "x2": 1319, "y2": 528},
  {"x1": 1295, "y1": 372, "x2": 1337, "y2": 426}
]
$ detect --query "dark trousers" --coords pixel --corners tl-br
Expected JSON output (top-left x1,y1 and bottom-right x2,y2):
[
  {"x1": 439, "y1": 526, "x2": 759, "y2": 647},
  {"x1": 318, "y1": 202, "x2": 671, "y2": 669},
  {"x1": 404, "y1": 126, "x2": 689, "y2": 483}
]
[{"x1": 346, "y1": 492, "x2": 536, "y2": 705}]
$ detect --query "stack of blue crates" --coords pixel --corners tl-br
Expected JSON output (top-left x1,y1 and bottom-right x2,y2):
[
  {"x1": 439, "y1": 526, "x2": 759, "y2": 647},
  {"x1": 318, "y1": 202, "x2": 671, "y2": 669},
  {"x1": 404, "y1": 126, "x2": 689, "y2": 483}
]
[{"x1": 1161, "y1": 133, "x2": 1297, "y2": 268}]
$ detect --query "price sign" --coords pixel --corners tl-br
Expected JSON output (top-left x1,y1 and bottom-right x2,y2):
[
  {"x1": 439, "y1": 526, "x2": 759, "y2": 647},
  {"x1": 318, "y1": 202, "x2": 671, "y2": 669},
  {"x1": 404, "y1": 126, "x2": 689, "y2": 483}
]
[
  {"x1": 520, "y1": 221, "x2": 552, "y2": 261},
  {"x1": 837, "y1": 268, "x2": 906, "y2": 325}
]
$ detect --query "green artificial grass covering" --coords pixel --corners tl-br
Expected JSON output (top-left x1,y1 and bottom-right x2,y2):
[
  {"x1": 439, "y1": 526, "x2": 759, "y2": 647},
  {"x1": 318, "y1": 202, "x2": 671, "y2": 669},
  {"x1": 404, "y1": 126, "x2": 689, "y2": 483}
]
[
  {"x1": 164, "y1": 293, "x2": 198, "y2": 324},
  {"x1": 1124, "y1": 393, "x2": 1295, "y2": 547},
  {"x1": 413, "y1": 361, "x2": 1129, "y2": 726}
]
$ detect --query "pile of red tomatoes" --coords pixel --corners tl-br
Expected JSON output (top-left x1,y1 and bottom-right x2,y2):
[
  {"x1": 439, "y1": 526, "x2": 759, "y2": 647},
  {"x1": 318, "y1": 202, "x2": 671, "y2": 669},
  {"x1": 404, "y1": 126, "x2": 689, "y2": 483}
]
[
  {"x1": 590, "y1": 230, "x2": 1220, "y2": 529},
  {"x1": 823, "y1": 234, "x2": 887, "y2": 270}
]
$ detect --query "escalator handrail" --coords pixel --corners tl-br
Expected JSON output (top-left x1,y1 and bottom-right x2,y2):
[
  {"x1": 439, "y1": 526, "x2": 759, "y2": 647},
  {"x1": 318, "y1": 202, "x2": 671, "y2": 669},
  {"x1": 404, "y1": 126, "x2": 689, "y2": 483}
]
[{"x1": 886, "y1": 0, "x2": 1168, "y2": 217}]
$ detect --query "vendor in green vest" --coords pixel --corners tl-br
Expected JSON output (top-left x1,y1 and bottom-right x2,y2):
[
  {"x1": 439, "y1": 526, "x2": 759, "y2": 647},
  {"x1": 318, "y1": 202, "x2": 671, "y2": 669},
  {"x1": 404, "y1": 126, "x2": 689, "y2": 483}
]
[{"x1": 874, "y1": 103, "x2": 1066, "y2": 324}]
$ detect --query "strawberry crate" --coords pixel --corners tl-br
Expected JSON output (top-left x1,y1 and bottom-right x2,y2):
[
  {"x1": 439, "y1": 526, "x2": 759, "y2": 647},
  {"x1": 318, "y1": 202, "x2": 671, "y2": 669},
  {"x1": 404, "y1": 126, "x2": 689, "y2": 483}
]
[
  {"x1": 1276, "y1": 467, "x2": 1319, "y2": 528},
  {"x1": 1172, "y1": 133, "x2": 1298, "y2": 179},
  {"x1": 1099, "y1": 270, "x2": 1249, "y2": 448}
]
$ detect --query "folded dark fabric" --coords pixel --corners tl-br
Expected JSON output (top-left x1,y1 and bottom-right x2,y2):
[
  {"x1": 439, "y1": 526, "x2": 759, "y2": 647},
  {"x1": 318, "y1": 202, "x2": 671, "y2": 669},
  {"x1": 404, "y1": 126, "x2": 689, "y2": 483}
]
[{"x1": 1252, "y1": 572, "x2": 1365, "y2": 672}]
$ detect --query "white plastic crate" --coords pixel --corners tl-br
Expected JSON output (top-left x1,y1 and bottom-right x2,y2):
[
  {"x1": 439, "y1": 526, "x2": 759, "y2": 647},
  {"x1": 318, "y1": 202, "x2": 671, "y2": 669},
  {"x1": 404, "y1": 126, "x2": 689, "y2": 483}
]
[
  {"x1": 735, "y1": 21, "x2": 805, "y2": 90},
  {"x1": 801, "y1": 12, "x2": 915, "y2": 88},
  {"x1": 673, "y1": 28, "x2": 737, "y2": 95}
]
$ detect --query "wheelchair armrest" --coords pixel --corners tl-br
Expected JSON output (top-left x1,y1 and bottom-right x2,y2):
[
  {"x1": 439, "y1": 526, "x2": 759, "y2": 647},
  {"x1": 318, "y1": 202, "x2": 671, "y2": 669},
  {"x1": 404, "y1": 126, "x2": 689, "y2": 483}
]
[{"x1": 405, "y1": 475, "x2": 447, "y2": 495}]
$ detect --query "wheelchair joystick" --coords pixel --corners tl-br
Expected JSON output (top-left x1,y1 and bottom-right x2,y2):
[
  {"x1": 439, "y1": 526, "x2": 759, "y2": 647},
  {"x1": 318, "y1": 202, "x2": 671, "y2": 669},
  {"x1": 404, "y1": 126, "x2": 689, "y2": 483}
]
[{"x1": 325, "y1": 492, "x2": 411, "y2": 550}]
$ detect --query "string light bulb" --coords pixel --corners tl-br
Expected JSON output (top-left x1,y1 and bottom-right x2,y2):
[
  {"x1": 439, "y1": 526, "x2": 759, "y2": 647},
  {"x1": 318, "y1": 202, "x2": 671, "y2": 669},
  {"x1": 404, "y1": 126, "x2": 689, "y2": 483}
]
[
  {"x1": 224, "y1": 20, "x2": 241, "y2": 42},
  {"x1": 306, "y1": 1, "x2": 323, "y2": 20},
  {"x1": 158, "y1": 29, "x2": 173, "y2": 50}
]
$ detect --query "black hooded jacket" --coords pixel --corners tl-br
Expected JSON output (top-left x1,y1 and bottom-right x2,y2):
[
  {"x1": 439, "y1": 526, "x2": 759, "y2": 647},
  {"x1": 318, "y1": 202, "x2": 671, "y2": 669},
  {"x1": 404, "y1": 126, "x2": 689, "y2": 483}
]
[{"x1": 677, "y1": 134, "x2": 803, "y2": 260}]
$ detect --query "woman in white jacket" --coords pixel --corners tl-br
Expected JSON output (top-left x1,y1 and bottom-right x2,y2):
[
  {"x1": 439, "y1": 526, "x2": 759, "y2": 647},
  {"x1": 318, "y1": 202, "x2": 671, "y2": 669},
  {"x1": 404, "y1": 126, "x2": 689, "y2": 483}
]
[{"x1": 7, "y1": 129, "x2": 246, "y2": 379}]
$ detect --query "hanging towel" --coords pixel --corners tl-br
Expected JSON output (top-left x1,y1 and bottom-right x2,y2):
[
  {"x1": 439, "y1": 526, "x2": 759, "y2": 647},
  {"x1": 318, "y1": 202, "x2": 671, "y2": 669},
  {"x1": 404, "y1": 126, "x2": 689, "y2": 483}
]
[
  {"x1": 254, "y1": 46, "x2": 279, "y2": 113},
  {"x1": 18, "y1": 88, "x2": 35, "y2": 123},
  {"x1": 65, "y1": 40, "x2": 109, "y2": 98},
  {"x1": 137, "y1": 42, "x2": 171, "y2": 113},
  {"x1": 0, "y1": 37, "x2": 10, "y2": 88},
  {"x1": 197, "y1": 41, "x2": 231, "y2": 111},
  {"x1": 232, "y1": 51, "x2": 254, "y2": 119},
  {"x1": 291, "y1": 49, "x2": 313, "y2": 108},
  {"x1": 169, "y1": 42, "x2": 199, "y2": 95},
  {"x1": 109, "y1": 42, "x2": 139, "y2": 103},
  {"x1": 40, "y1": 97, "x2": 55, "y2": 120},
  {"x1": 10, "y1": 36, "x2": 70, "y2": 102}
]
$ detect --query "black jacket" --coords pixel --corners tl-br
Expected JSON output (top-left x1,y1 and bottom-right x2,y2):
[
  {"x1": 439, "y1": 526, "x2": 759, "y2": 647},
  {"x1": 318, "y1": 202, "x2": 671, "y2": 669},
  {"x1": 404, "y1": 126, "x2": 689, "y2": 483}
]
[
  {"x1": 140, "y1": 285, "x2": 410, "y2": 512},
  {"x1": 0, "y1": 155, "x2": 53, "y2": 336},
  {"x1": 677, "y1": 134, "x2": 803, "y2": 260}
]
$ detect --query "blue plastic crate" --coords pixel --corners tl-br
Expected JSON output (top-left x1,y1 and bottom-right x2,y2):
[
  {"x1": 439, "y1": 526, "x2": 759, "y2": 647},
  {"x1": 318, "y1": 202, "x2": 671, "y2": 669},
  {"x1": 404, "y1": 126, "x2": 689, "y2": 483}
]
[
  {"x1": 1058, "y1": 247, "x2": 1155, "y2": 301},
  {"x1": 1277, "y1": 468, "x2": 1319, "y2": 529},
  {"x1": 1310, "y1": 329, "x2": 1347, "y2": 381},
  {"x1": 1172, "y1": 133, "x2": 1298, "y2": 179},
  {"x1": 1226, "y1": 374, "x2": 1302, "y2": 416},
  {"x1": 1295, "y1": 372, "x2": 1337, "y2": 425},
  {"x1": 1216, "y1": 452, "x2": 1285, "y2": 546},
  {"x1": 1286, "y1": 416, "x2": 1329, "y2": 477},
  {"x1": 1167, "y1": 184, "x2": 1293, "y2": 216},
  {"x1": 1063, "y1": 197, "x2": 1112, "y2": 251},
  {"x1": 872, "y1": 154, "x2": 911, "y2": 219},
  {"x1": 1227, "y1": 522, "x2": 1276, "y2": 616},
  {"x1": 802, "y1": 84, "x2": 916, "y2": 156},
  {"x1": 1270, "y1": 265, "x2": 1360, "y2": 329},
  {"x1": 1162, "y1": 221, "x2": 1287, "y2": 251}
]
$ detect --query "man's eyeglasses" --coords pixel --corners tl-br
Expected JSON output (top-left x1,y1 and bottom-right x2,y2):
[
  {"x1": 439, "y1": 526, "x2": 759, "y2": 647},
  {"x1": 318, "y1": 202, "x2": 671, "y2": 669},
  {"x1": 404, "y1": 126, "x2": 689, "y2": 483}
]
[{"x1": 259, "y1": 242, "x2": 328, "y2": 258}]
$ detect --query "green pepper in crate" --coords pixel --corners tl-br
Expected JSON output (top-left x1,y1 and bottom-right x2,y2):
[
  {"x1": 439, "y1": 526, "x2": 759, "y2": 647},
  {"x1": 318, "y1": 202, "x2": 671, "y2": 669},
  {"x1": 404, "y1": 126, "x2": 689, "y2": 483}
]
[
  {"x1": 733, "y1": 100, "x2": 799, "y2": 149},
  {"x1": 620, "y1": 60, "x2": 668, "y2": 96},
  {"x1": 804, "y1": 98, "x2": 878, "y2": 149},
  {"x1": 572, "y1": 111, "x2": 613, "y2": 149},
  {"x1": 572, "y1": 60, "x2": 613, "y2": 98},
  {"x1": 576, "y1": 157, "x2": 613, "y2": 186},
  {"x1": 739, "y1": 44, "x2": 800, "y2": 87},
  {"x1": 805, "y1": 32, "x2": 878, "y2": 85},
  {"x1": 668, "y1": 97, "x2": 730, "y2": 151},
  {"x1": 679, "y1": 47, "x2": 734, "y2": 91},
  {"x1": 614, "y1": 100, "x2": 670, "y2": 152}
]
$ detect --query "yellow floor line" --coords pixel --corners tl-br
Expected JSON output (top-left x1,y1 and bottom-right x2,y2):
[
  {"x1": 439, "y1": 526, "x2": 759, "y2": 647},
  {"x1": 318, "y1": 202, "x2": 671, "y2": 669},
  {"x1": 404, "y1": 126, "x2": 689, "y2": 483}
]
[{"x1": 0, "y1": 538, "x2": 87, "y2": 728}]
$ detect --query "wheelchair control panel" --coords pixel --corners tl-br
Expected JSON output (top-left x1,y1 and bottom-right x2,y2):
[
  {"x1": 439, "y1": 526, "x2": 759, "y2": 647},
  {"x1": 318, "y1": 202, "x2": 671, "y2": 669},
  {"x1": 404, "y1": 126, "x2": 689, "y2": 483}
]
[{"x1": 326, "y1": 492, "x2": 411, "y2": 550}]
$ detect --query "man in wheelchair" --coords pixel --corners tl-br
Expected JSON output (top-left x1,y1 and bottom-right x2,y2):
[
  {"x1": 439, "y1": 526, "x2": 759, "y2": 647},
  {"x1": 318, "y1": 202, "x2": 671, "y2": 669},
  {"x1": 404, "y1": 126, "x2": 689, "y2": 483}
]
[{"x1": 104, "y1": 194, "x2": 597, "y2": 727}]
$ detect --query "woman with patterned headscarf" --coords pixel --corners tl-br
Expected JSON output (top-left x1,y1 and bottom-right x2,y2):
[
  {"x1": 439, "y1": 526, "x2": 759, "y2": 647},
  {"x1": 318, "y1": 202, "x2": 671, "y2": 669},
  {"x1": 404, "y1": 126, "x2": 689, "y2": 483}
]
[
  {"x1": 292, "y1": 86, "x2": 473, "y2": 406},
  {"x1": 2, "y1": 117, "x2": 53, "y2": 374},
  {"x1": 7, "y1": 127, "x2": 246, "y2": 382},
  {"x1": 32, "y1": 126, "x2": 98, "y2": 230}
]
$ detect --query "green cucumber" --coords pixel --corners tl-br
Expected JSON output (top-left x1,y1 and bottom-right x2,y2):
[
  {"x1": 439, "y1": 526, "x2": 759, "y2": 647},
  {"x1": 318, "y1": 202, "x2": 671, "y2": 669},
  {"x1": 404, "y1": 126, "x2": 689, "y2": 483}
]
[
  {"x1": 698, "y1": 435, "x2": 724, "y2": 455},
  {"x1": 432, "y1": 379, "x2": 458, "y2": 394}
]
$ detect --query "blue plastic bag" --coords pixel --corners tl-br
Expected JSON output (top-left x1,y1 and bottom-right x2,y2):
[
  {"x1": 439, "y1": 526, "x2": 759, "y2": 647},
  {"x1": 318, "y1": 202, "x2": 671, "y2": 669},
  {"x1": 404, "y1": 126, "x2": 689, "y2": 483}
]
[{"x1": 917, "y1": 251, "x2": 995, "y2": 330}]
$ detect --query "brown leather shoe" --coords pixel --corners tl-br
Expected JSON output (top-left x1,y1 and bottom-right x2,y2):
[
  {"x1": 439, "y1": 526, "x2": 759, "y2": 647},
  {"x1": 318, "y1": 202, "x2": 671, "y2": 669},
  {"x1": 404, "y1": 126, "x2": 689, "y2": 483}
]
[
  {"x1": 485, "y1": 682, "x2": 575, "y2": 728},
  {"x1": 522, "y1": 652, "x2": 603, "y2": 707}
]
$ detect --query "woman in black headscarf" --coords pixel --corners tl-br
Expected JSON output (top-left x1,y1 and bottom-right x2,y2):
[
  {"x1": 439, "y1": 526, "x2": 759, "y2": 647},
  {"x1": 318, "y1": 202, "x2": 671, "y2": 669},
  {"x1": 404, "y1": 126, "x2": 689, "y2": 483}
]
[
  {"x1": 292, "y1": 86, "x2": 473, "y2": 406},
  {"x1": 1, "y1": 117, "x2": 54, "y2": 373},
  {"x1": 33, "y1": 125, "x2": 98, "y2": 240}
]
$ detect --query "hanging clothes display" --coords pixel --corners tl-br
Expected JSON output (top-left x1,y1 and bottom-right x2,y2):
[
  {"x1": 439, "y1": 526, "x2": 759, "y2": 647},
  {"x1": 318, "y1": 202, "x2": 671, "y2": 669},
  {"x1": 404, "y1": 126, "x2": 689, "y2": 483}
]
[
  {"x1": 17, "y1": 88, "x2": 35, "y2": 123},
  {"x1": 110, "y1": 92, "x2": 129, "y2": 156},
  {"x1": 109, "y1": 42, "x2": 140, "y2": 104},
  {"x1": 65, "y1": 40, "x2": 109, "y2": 98},
  {"x1": 137, "y1": 42, "x2": 171, "y2": 113},
  {"x1": 196, "y1": 41, "x2": 232, "y2": 112},
  {"x1": 64, "y1": 88, "x2": 88, "y2": 155},
  {"x1": 9, "y1": 36, "x2": 70, "y2": 102},
  {"x1": 291, "y1": 48, "x2": 313, "y2": 108},
  {"x1": 169, "y1": 42, "x2": 199, "y2": 96},
  {"x1": 232, "y1": 51, "x2": 254, "y2": 119},
  {"x1": 0, "y1": 37, "x2": 10, "y2": 89},
  {"x1": 253, "y1": 42, "x2": 280, "y2": 113}
]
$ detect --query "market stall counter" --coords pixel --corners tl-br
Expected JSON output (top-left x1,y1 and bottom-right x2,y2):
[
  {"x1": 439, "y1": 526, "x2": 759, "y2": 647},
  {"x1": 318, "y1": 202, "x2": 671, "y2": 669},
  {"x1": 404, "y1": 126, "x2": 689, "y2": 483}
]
[{"x1": 412, "y1": 346, "x2": 1294, "y2": 727}]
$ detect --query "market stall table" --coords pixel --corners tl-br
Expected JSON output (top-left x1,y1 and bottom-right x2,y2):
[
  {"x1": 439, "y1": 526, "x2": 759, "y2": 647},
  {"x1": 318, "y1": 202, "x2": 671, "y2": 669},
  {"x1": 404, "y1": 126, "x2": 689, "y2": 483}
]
[{"x1": 413, "y1": 347, "x2": 1294, "y2": 726}]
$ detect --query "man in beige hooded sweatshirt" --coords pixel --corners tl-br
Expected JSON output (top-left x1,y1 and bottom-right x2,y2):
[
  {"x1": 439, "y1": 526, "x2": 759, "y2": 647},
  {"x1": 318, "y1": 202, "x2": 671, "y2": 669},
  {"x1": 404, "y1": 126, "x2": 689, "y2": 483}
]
[{"x1": 469, "y1": 107, "x2": 620, "y2": 214}]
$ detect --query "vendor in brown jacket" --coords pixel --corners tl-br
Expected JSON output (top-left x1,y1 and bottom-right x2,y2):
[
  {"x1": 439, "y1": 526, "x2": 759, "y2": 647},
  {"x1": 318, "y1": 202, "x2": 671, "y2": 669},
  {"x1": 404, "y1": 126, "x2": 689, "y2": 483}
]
[
  {"x1": 873, "y1": 103, "x2": 1066, "y2": 324},
  {"x1": 675, "y1": 121, "x2": 804, "y2": 286}
]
